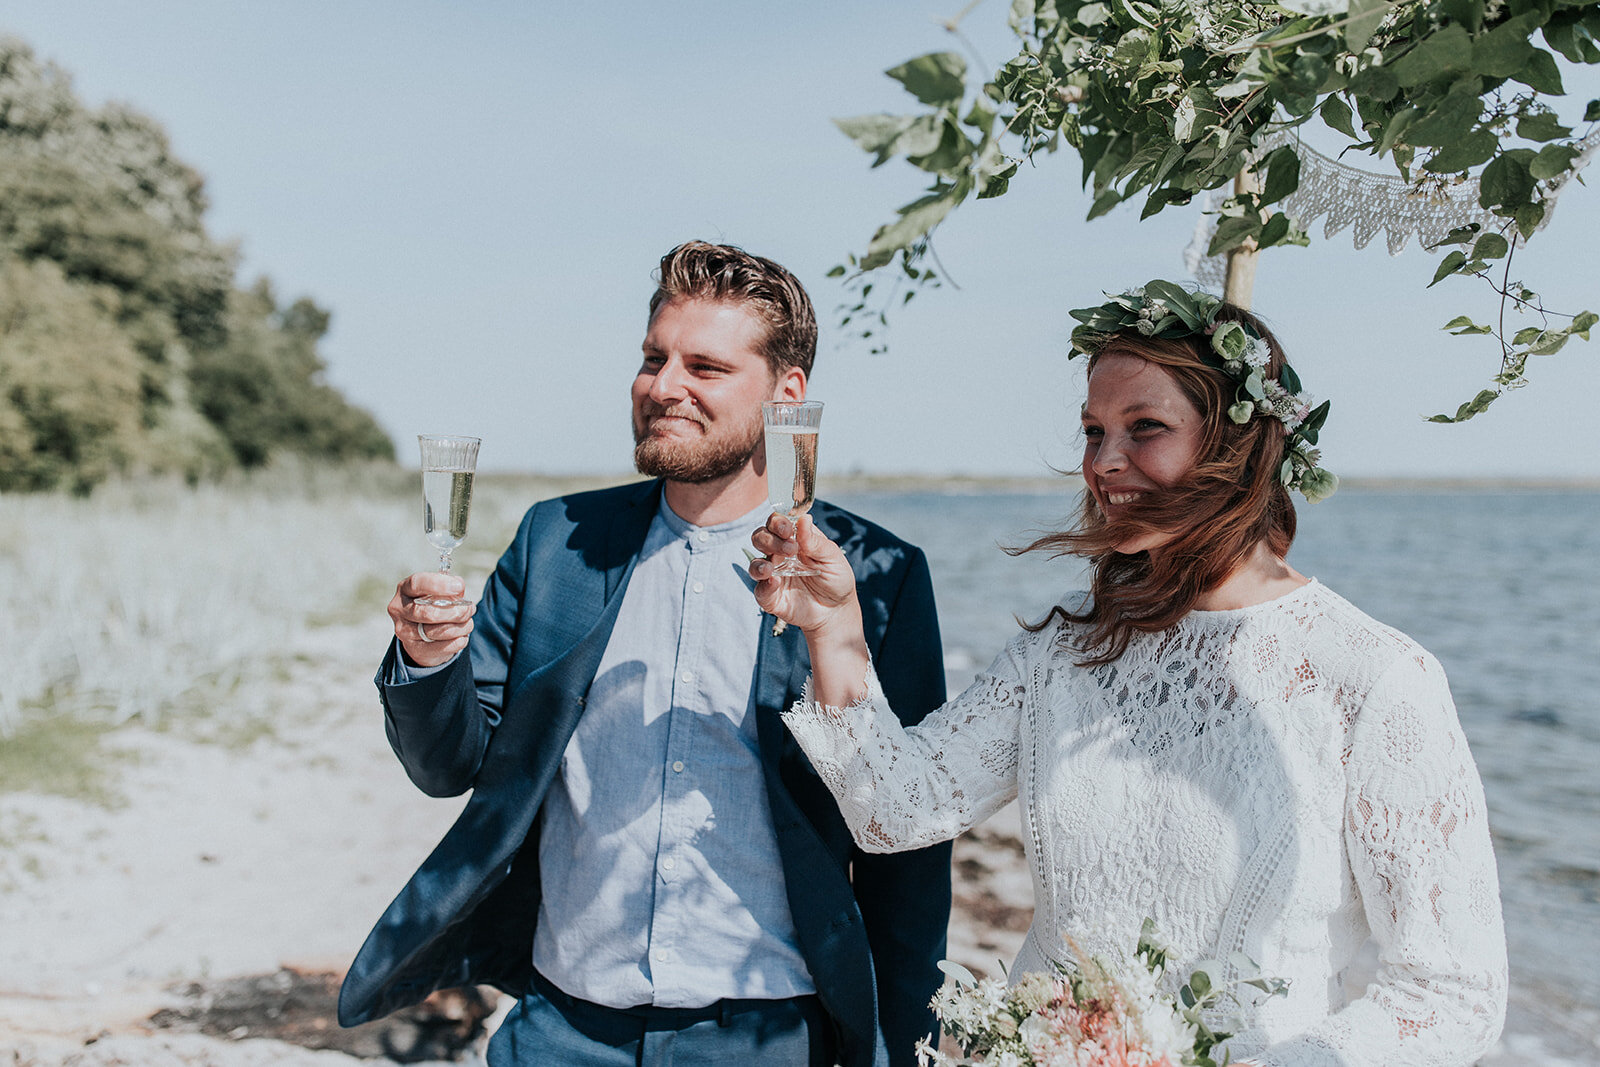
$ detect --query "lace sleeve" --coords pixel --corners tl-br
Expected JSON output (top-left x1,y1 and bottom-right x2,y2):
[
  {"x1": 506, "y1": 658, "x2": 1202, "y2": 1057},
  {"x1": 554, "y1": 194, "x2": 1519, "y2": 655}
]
[
  {"x1": 780, "y1": 635, "x2": 1030, "y2": 853},
  {"x1": 1255, "y1": 650, "x2": 1508, "y2": 1067}
]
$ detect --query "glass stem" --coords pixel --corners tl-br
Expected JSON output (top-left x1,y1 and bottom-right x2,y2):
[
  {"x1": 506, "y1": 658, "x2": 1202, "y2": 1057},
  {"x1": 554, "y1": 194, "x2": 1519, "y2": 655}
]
[{"x1": 439, "y1": 552, "x2": 453, "y2": 574}]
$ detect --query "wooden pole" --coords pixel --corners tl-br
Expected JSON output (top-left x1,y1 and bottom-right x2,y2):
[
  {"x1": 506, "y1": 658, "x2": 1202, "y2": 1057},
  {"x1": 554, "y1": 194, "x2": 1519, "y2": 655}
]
[{"x1": 1224, "y1": 167, "x2": 1260, "y2": 309}]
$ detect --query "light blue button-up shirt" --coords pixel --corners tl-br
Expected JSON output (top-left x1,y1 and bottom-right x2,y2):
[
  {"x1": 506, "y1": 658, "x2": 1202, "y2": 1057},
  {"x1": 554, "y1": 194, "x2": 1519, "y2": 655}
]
[{"x1": 531, "y1": 496, "x2": 814, "y2": 1009}]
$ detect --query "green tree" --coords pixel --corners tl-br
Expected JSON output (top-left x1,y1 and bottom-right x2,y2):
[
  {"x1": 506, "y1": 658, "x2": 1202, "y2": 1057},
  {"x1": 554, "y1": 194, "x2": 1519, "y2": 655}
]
[
  {"x1": 837, "y1": 0, "x2": 1599, "y2": 419},
  {"x1": 191, "y1": 281, "x2": 393, "y2": 468},
  {"x1": 0, "y1": 259, "x2": 141, "y2": 492},
  {"x1": 0, "y1": 36, "x2": 393, "y2": 491}
]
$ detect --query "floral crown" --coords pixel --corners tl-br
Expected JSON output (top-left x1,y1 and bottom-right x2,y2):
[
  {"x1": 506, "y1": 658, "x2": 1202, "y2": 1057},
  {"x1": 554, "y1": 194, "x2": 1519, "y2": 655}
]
[{"x1": 1068, "y1": 281, "x2": 1338, "y2": 503}]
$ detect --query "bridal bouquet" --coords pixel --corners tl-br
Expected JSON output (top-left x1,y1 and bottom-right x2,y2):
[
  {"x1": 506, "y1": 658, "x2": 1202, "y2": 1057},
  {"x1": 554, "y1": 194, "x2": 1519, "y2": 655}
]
[{"x1": 915, "y1": 921, "x2": 1286, "y2": 1067}]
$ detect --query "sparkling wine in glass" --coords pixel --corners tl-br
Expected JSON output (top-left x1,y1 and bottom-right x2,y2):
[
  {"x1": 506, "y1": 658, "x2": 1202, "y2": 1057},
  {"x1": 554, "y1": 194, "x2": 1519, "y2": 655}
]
[
  {"x1": 418, "y1": 434, "x2": 480, "y2": 607},
  {"x1": 762, "y1": 400, "x2": 822, "y2": 578}
]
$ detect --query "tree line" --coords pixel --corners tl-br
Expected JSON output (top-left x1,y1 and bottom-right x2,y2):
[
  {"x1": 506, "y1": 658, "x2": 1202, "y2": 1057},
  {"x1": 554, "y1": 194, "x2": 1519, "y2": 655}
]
[{"x1": 0, "y1": 36, "x2": 393, "y2": 493}]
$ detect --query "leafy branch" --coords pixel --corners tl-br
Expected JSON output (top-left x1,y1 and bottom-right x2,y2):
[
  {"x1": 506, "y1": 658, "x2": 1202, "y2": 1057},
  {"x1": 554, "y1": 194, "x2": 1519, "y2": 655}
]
[
  {"x1": 832, "y1": 0, "x2": 1600, "y2": 417},
  {"x1": 1428, "y1": 220, "x2": 1598, "y2": 420},
  {"x1": 827, "y1": 240, "x2": 946, "y2": 355}
]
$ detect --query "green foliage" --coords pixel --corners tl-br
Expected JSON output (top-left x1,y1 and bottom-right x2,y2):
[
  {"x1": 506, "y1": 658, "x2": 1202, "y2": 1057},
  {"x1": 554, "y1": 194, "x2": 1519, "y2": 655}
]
[
  {"x1": 0, "y1": 36, "x2": 393, "y2": 492},
  {"x1": 1424, "y1": 222, "x2": 1597, "y2": 419},
  {"x1": 1134, "y1": 917, "x2": 1289, "y2": 1067},
  {"x1": 190, "y1": 282, "x2": 393, "y2": 467},
  {"x1": 835, "y1": 0, "x2": 1599, "y2": 416},
  {"x1": 0, "y1": 712, "x2": 126, "y2": 806},
  {"x1": 0, "y1": 259, "x2": 143, "y2": 493}
]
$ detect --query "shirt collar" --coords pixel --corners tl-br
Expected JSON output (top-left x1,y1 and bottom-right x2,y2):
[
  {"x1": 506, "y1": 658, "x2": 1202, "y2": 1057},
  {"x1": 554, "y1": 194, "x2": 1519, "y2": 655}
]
[{"x1": 656, "y1": 495, "x2": 774, "y2": 548}]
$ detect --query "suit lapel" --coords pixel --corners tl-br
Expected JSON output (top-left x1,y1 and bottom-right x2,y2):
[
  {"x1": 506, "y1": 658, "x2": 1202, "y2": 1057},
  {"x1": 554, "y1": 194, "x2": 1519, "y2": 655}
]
[
  {"x1": 605, "y1": 479, "x2": 661, "y2": 602},
  {"x1": 507, "y1": 478, "x2": 660, "y2": 797},
  {"x1": 749, "y1": 513, "x2": 882, "y2": 1062},
  {"x1": 754, "y1": 614, "x2": 808, "y2": 715}
]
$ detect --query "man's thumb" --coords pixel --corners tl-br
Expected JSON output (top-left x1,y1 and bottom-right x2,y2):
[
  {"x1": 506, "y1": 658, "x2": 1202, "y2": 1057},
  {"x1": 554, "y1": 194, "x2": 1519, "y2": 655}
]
[{"x1": 797, "y1": 514, "x2": 824, "y2": 550}]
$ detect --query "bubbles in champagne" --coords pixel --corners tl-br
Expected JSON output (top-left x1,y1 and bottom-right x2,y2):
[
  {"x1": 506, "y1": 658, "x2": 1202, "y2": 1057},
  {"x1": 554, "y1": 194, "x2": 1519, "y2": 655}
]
[
  {"x1": 765, "y1": 426, "x2": 818, "y2": 517},
  {"x1": 423, "y1": 468, "x2": 474, "y2": 550}
]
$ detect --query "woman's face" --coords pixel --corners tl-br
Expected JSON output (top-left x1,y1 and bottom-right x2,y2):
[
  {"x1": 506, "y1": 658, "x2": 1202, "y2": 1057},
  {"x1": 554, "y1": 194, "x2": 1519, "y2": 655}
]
[{"x1": 1081, "y1": 351, "x2": 1206, "y2": 555}]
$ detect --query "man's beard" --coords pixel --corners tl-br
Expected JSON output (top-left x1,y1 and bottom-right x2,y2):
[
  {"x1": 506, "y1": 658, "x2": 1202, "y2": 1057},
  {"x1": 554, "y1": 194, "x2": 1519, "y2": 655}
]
[{"x1": 632, "y1": 405, "x2": 764, "y2": 484}]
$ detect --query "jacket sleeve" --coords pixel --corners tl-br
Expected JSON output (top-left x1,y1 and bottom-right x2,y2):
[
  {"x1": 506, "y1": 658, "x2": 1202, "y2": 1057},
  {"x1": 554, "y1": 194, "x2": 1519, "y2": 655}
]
[
  {"x1": 849, "y1": 546, "x2": 953, "y2": 1067},
  {"x1": 375, "y1": 503, "x2": 536, "y2": 798}
]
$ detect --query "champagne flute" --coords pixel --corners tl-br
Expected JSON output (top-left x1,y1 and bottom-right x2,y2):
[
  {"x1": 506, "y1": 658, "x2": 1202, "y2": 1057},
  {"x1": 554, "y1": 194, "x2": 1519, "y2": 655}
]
[
  {"x1": 762, "y1": 401, "x2": 823, "y2": 578},
  {"x1": 417, "y1": 434, "x2": 480, "y2": 607}
]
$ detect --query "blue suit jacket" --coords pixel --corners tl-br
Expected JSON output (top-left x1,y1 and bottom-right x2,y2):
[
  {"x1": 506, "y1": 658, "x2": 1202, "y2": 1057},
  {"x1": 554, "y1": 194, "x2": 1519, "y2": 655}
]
[{"x1": 338, "y1": 480, "x2": 952, "y2": 1067}]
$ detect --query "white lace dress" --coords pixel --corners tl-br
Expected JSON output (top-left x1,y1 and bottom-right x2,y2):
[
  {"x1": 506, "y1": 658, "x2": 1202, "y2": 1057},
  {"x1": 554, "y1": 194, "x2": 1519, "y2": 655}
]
[{"x1": 783, "y1": 580, "x2": 1506, "y2": 1066}]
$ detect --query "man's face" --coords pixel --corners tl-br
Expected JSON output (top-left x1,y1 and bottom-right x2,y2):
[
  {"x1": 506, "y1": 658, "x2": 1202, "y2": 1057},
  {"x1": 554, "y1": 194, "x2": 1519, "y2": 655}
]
[{"x1": 632, "y1": 298, "x2": 793, "y2": 484}]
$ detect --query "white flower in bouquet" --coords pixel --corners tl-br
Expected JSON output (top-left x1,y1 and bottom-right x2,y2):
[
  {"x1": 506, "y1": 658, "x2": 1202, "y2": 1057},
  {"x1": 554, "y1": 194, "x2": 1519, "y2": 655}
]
[{"x1": 915, "y1": 921, "x2": 1286, "y2": 1067}]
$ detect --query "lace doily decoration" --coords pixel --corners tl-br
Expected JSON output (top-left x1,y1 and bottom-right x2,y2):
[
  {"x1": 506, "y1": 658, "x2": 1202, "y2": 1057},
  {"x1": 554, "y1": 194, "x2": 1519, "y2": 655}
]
[{"x1": 1185, "y1": 127, "x2": 1600, "y2": 288}]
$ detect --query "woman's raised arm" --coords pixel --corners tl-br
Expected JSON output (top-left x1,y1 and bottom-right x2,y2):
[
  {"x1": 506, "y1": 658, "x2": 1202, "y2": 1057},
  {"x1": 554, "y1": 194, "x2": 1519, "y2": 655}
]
[{"x1": 751, "y1": 510, "x2": 1029, "y2": 852}]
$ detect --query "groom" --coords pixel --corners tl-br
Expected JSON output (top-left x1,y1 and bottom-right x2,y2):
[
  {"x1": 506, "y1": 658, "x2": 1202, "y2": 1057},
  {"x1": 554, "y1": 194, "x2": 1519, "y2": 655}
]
[{"x1": 339, "y1": 241, "x2": 951, "y2": 1066}]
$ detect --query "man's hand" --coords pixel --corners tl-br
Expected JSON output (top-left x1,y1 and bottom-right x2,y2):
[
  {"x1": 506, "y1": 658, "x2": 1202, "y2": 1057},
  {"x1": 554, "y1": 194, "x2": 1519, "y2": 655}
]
[{"x1": 389, "y1": 573, "x2": 476, "y2": 668}]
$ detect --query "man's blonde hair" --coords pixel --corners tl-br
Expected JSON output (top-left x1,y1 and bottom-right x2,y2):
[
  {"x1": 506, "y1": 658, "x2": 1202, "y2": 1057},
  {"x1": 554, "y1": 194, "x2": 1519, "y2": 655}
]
[{"x1": 649, "y1": 241, "x2": 817, "y2": 378}]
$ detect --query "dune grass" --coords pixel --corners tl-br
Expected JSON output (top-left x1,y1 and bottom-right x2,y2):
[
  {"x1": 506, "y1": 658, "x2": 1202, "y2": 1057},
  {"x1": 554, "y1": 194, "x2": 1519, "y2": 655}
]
[
  {"x1": 0, "y1": 463, "x2": 652, "y2": 796},
  {"x1": 0, "y1": 463, "x2": 420, "y2": 746},
  {"x1": 0, "y1": 464, "x2": 634, "y2": 799}
]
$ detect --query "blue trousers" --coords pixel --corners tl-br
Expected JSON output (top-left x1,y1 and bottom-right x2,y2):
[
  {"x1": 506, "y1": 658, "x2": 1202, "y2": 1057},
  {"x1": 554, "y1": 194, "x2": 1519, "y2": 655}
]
[{"x1": 487, "y1": 971, "x2": 837, "y2": 1066}]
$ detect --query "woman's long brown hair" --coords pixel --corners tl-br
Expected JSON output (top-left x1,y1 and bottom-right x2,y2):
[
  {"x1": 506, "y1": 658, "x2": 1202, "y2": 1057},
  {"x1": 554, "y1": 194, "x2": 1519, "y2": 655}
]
[{"x1": 1014, "y1": 305, "x2": 1298, "y2": 666}]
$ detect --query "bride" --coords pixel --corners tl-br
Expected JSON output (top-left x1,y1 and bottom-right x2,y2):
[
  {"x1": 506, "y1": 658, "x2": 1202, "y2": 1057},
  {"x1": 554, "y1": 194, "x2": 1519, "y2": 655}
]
[{"x1": 748, "y1": 284, "x2": 1506, "y2": 1065}]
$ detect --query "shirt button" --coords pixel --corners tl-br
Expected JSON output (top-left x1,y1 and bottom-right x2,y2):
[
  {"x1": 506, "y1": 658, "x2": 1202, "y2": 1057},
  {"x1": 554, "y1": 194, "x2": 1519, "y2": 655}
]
[
  {"x1": 655, "y1": 949, "x2": 670, "y2": 963},
  {"x1": 692, "y1": 581, "x2": 705, "y2": 594},
  {"x1": 680, "y1": 671, "x2": 692, "y2": 684},
  {"x1": 662, "y1": 857, "x2": 676, "y2": 871},
  {"x1": 672, "y1": 760, "x2": 684, "y2": 773},
  {"x1": 695, "y1": 531, "x2": 709, "y2": 543}
]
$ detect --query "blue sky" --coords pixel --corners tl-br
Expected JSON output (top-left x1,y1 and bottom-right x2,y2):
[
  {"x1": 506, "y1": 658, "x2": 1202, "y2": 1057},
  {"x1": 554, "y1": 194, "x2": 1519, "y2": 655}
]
[{"x1": 5, "y1": 1, "x2": 1598, "y2": 479}]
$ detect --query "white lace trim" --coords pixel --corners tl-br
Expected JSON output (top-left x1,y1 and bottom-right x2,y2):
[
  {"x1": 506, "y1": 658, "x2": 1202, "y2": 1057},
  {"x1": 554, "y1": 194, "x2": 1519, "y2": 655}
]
[{"x1": 1185, "y1": 127, "x2": 1600, "y2": 288}]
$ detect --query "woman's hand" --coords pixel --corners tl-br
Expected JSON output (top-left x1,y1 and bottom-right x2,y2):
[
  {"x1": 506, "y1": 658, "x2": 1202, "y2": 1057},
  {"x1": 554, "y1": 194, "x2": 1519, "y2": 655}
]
[
  {"x1": 750, "y1": 512, "x2": 872, "y2": 707},
  {"x1": 748, "y1": 512, "x2": 857, "y2": 633}
]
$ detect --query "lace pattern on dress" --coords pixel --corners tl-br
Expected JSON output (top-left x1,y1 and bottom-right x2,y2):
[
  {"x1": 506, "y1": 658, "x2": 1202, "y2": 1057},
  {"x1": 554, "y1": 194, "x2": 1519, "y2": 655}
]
[
  {"x1": 781, "y1": 582, "x2": 1506, "y2": 1066},
  {"x1": 788, "y1": 649, "x2": 1026, "y2": 852}
]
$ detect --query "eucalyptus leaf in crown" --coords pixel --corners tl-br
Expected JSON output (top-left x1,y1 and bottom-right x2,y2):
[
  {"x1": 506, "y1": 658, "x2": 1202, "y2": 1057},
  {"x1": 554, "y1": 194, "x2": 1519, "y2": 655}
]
[
  {"x1": 831, "y1": 0, "x2": 1600, "y2": 419},
  {"x1": 1069, "y1": 282, "x2": 1338, "y2": 501}
]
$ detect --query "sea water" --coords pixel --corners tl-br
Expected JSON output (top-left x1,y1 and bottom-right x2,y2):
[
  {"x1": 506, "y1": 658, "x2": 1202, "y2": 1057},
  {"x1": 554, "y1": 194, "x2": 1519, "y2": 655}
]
[{"x1": 831, "y1": 485, "x2": 1600, "y2": 1064}]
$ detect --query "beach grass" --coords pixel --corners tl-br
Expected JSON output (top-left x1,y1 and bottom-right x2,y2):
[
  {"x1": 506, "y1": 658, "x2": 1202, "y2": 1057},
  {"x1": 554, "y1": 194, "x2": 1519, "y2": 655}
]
[
  {"x1": 0, "y1": 462, "x2": 419, "y2": 746},
  {"x1": 0, "y1": 464, "x2": 646, "y2": 799}
]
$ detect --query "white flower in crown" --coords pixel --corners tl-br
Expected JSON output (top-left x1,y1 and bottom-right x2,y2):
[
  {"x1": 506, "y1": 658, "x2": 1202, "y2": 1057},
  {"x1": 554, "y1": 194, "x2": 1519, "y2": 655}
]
[
  {"x1": 1242, "y1": 336, "x2": 1272, "y2": 368},
  {"x1": 1209, "y1": 320, "x2": 1252, "y2": 362},
  {"x1": 1134, "y1": 301, "x2": 1164, "y2": 335},
  {"x1": 1262, "y1": 379, "x2": 1312, "y2": 433}
]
